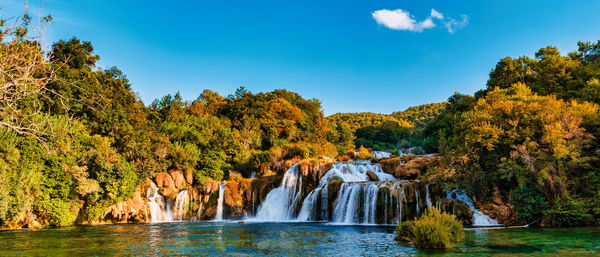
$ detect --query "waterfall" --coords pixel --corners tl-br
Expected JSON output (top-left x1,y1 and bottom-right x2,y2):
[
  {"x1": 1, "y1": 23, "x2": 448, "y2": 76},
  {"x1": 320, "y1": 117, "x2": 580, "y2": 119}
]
[
  {"x1": 194, "y1": 202, "x2": 203, "y2": 221},
  {"x1": 330, "y1": 183, "x2": 379, "y2": 224},
  {"x1": 447, "y1": 190, "x2": 500, "y2": 226},
  {"x1": 251, "y1": 190, "x2": 255, "y2": 215},
  {"x1": 425, "y1": 184, "x2": 433, "y2": 208},
  {"x1": 214, "y1": 184, "x2": 225, "y2": 221},
  {"x1": 173, "y1": 190, "x2": 189, "y2": 220},
  {"x1": 297, "y1": 161, "x2": 397, "y2": 224},
  {"x1": 415, "y1": 186, "x2": 420, "y2": 216},
  {"x1": 253, "y1": 164, "x2": 303, "y2": 221},
  {"x1": 371, "y1": 151, "x2": 391, "y2": 159},
  {"x1": 396, "y1": 184, "x2": 404, "y2": 223},
  {"x1": 253, "y1": 160, "x2": 433, "y2": 225},
  {"x1": 146, "y1": 182, "x2": 173, "y2": 222}
]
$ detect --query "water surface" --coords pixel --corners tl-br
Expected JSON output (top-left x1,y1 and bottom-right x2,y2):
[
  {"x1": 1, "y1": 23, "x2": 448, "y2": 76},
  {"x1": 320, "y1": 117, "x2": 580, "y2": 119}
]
[{"x1": 0, "y1": 222, "x2": 598, "y2": 256}]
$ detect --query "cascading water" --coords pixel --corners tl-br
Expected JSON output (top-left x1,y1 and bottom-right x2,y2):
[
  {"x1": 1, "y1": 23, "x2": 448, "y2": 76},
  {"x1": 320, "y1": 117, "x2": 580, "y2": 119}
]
[
  {"x1": 425, "y1": 184, "x2": 433, "y2": 207},
  {"x1": 253, "y1": 164, "x2": 302, "y2": 221},
  {"x1": 214, "y1": 184, "x2": 225, "y2": 221},
  {"x1": 371, "y1": 151, "x2": 391, "y2": 159},
  {"x1": 146, "y1": 182, "x2": 173, "y2": 222},
  {"x1": 173, "y1": 190, "x2": 189, "y2": 220},
  {"x1": 297, "y1": 161, "x2": 400, "y2": 224},
  {"x1": 251, "y1": 190, "x2": 255, "y2": 215},
  {"x1": 193, "y1": 202, "x2": 203, "y2": 221},
  {"x1": 447, "y1": 190, "x2": 500, "y2": 226}
]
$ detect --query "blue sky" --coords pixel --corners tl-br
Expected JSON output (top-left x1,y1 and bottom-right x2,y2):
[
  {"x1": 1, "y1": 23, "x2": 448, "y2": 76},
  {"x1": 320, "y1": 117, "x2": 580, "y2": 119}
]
[{"x1": 2, "y1": 0, "x2": 600, "y2": 115}]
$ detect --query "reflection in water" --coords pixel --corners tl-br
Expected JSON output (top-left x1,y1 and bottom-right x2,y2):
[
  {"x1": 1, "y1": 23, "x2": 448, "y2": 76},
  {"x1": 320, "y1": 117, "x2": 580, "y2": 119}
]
[{"x1": 0, "y1": 223, "x2": 598, "y2": 256}]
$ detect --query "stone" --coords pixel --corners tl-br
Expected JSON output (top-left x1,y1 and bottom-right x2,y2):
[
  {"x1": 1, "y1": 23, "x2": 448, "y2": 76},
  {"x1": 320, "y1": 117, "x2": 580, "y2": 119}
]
[
  {"x1": 366, "y1": 170, "x2": 379, "y2": 181},
  {"x1": 438, "y1": 199, "x2": 474, "y2": 226},
  {"x1": 184, "y1": 169, "x2": 194, "y2": 185},
  {"x1": 169, "y1": 169, "x2": 187, "y2": 189},
  {"x1": 155, "y1": 172, "x2": 176, "y2": 190},
  {"x1": 155, "y1": 172, "x2": 177, "y2": 200}
]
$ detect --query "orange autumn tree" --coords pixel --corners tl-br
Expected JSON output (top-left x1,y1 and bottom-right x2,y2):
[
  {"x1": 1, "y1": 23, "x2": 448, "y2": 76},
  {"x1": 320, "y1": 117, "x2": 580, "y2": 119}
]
[{"x1": 446, "y1": 82, "x2": 599, "y2": 200}]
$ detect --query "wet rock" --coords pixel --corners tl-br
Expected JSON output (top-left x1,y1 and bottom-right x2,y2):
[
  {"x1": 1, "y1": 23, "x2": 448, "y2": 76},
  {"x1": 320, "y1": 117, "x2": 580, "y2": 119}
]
[
  {"x1": 478, "y1": 201, "x2": 516, "y2": 225},
  {"x1": 366, "y1": 170, "x2": 379, "y2": 181},
  {"x1": 438, "y1": 199, "x2": 474, "y2": 226},
  {"x1": 379, "y1": 155, "x2": 413, "y2": 174},
  {"x1": 380, "y1": 155, "x2": 440, "y2": 179},
  {"x1": 298, "y1": 159, "x2": 334, "y2": 185}
]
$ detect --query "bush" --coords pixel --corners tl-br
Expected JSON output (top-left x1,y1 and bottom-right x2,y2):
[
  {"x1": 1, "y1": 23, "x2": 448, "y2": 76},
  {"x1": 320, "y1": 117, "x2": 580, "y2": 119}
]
[
  {"x1": 545, "y1": 196, "x2": 591, "y2": 226},
  {"x1": 283, "y1": 142, "x2": 315, "y2": 159},
  {"x1": 511, "y1": 186, "x2": 547, "y2": 223},
  {"x1": 355, "y1": 146, "x2": 373, "y2": 160},
  {"x1": 395, "y1": 207, "x2": 464, "y2": 249}
]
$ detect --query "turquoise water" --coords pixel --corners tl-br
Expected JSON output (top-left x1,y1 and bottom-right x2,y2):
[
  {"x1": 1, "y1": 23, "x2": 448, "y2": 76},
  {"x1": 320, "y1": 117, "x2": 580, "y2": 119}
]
[{"x1": 0, "y1": 222, "x2": 598, "y2": 256}]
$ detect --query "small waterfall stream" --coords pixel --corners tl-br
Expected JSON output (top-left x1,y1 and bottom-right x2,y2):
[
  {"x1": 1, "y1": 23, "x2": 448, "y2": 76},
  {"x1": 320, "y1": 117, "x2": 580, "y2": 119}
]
[
  {"x1": 425, "y1": 184, "x2": 433, "y2": 207},
  {"x1": 214, "y1": 184, "x2": 225, "y2": 221},
  {"x1": 253, "y1": 164, "x2": 302, "y2": 221},
  {"x1": 173, "y1": 190, "x2": 190, "y2": 220},
  {"x1": 447, "y1": 190, "x2": 500, "y2": 226},
  {"x1": 371, "y1": 151, "x2": 391, "y2": 159},
  {"x1": 146, "y1": 182, "x2": 173, "y2": 222}
]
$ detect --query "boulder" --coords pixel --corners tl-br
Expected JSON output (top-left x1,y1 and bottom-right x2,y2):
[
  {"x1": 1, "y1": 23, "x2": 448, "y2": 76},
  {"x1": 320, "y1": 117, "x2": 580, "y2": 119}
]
[
  {"x1": 438, "y1": 199, "x2": 474, "y2": 226},
  {"x1": 155, "y1": 172, "x2": 176, "y2": 189},
  {"x1": 169, "y1": 169, "x2": 187, "y2": 189},
  {"x1": 155, "y1": 172, "x2": 177, "y2": 200},
  {"x1": 386, "y1": 155, "x2": 440, "y2": 179},
  {"x1": 184, "y1": 169, "x2": 194, "y2": 185},
  {"x1": 366, "y1": 170, "x2": 379, "y2": 181}
]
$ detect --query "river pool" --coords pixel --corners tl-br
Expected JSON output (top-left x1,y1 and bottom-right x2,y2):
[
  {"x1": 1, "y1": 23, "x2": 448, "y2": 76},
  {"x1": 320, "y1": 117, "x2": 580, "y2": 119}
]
[{"x1": 0, "y1": 222, "x2": 598, "y2": 256}]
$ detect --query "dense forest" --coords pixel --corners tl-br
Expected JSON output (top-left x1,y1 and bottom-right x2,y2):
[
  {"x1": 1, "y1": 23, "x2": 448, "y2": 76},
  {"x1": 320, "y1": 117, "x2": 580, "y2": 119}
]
[{"x1": 1, "y1": 11, "x2": 600, "y2": 229}]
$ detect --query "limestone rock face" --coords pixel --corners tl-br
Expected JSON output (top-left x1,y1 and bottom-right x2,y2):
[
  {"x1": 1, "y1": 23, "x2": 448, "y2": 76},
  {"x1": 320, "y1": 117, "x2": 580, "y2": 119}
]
[
  {"x1": 479, "y1": 202, "x2": 514, "y2": 225},
  {"x1": 438, "y1": 199, "x2": 474, "y2": 226},
  {"x1": 184, "y1": 169, "x2": 194, "y2": 185},
  {"x1": 380, "y1": 155, "x2": 440, "y2": 179},
  {"x1": 155, "y1": 172, "x2": 175, "y2": 190},
  {"x1": 298, "y1": 159, "x2": 334, "y2": 186},
  {"x1": 224, "y1": 179, "x2": 252, "y2": 219},
  {"x1": 155, "y1": 172, "x2": 177, "y2": 200},
  {"x1": 169, "y1": 169, "x2": 187, "y2": 189},
  {"x1": 474, "y1": 186, "x2": 518, "y2": 225},
  {"x1": 102, "y1": 191, "x2": 148, "y2": 222}
]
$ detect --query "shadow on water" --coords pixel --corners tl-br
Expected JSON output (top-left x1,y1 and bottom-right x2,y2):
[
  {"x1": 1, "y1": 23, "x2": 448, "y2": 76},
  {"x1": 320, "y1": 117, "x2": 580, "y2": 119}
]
[{"x1": 486, "y1": 244, "x2": 542, "y2": 253}]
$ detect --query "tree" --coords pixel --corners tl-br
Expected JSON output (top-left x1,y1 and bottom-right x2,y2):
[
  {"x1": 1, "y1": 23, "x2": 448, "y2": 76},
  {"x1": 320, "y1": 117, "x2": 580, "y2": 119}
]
[{"x1": 0, "y1": 12, "x2": 55, "y2": 151}]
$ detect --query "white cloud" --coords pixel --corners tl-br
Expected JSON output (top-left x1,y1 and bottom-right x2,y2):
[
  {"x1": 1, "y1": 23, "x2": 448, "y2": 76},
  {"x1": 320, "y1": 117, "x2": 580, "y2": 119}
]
[
  {"x1": 372, "y1": 8, "x2": 467, "y2": 33},
  {"x1": 444, "y1": 15, "x2": 469, "y2": 34},
  {"x1": 372, "y1": 9, "x2": 418, "y2": 31},
  {"x1": 431, "y1": 9, "x2": 444, "y2": 19}
]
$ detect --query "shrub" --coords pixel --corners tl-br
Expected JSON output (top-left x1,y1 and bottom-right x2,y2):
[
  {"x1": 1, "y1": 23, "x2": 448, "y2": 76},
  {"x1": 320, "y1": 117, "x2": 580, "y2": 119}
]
[
  {"x1": 395, "y1": 207, "x2": 464, "y2": 249},
  {"x1": 355, "y1": 146, "x2": 373, "y2": 160},
  {"x1": 511, "y1": 186, "x2": 547, "y2": 223},
  {"x1": 545, "y1": 196, "x2": 591, "y2": 226},
  {"x1": 284, "y1": 142, "x2": 315, "y2": 159}
]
